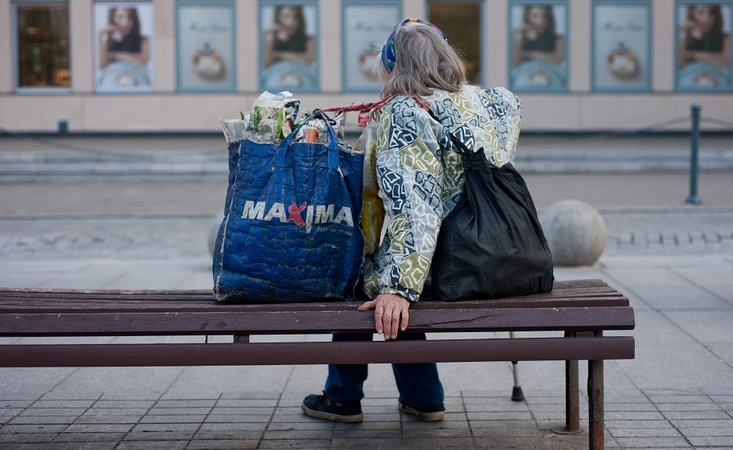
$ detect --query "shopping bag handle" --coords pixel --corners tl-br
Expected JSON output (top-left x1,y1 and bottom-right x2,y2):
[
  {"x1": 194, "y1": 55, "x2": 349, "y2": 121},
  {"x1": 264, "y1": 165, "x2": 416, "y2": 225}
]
[
  {"x1": 322, "y1": 94, "x2": 398, "y2": 114},
  {"x1": 274, "y1": 111, "x2": 341, "y2": 171}
]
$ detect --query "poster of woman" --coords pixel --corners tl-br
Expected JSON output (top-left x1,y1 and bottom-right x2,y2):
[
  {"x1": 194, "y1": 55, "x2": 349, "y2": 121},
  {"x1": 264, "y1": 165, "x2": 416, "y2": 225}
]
[
  {"x1": 592, "y1": 2, "x2": 651, "y2": 91},
  {"x1": 260, "y1": 3, "x2": 318, "y2": 92},
  {"x1": 509, "y1": 3, "x2": 568, "y2": 91},
  {"x1": 342, "y1": 3, "x2": 400, "y2": 92},
  {"x1": 93, "y1": 2, "x2": 154, "y2": 92},
  {"x1": 176, "y1": 2, "x2": 235, "y2": 92},
  {"x1": 676, "y1": 3, "x2": 732, "y2": 90}
]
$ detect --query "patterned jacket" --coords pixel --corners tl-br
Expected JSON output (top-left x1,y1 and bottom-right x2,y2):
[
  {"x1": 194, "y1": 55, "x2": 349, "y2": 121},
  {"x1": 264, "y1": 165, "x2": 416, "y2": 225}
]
[{"x1": 362, "y1": 85, "x2": 522, "y2": 301}]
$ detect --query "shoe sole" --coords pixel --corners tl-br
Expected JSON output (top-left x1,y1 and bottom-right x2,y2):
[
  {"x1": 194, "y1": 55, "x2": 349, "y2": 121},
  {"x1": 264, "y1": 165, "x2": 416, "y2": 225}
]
[
  {"x1": 301, "y1": 403, "x2": 363, "y2": 423},
  {"x1": 399, "y1": 401, "x2": 445, "y2": 422}
]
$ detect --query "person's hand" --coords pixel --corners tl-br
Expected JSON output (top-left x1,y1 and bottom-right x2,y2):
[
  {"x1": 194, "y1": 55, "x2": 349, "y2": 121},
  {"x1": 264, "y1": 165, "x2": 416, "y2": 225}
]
[
  {"x1": 265, "y1": 25, "x2": 290, "y2": 43},
  {"x1": 100, "y1": 25, "x2": 124, "y2": 43},
  {"x1": 514, "y1": 24, "x2": 539, "y2": 42},
  {"x1": 680, "y1": 21, "x2": 703, "y2": 40},
  {"x1": 513, "y1": 25, "x2": 531, "y2": 41},
  {"x1": 358, "y1": 293, "x2": 410, "y2": 340}
]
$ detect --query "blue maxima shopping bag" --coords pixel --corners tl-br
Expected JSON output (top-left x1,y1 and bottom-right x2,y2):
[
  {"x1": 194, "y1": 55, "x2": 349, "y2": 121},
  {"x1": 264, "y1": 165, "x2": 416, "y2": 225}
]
[{"x1": 213, "y1": 115, "x2": 364, "y2": 303}]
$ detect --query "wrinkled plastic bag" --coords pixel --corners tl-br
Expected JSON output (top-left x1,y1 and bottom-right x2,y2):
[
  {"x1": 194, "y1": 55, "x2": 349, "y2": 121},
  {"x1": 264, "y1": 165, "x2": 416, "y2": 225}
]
[
  {"x1": 251, "y1": 91, "x2": 300, "y2": 144},
  {"x1": 354, "y1": 111, "x2": 384, "y2": 255},
  {"x1": 219, "y1": 91, "x2": 299, "y2": 145}
]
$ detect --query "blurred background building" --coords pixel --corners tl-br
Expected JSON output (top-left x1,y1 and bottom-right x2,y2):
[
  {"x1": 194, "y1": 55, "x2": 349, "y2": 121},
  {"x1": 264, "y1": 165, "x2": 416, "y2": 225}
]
[{"x1": 1, "y1": 0, "x2": 732, "y2": 134}]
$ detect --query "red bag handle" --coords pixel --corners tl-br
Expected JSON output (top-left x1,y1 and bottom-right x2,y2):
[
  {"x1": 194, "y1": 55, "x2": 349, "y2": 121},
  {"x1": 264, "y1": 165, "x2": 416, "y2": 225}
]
[
  {"x1": 322, "y1": 94, "x2": 398, "y2": 127},
  {"x1": 322, "y1": 94, "x2": 398, "y2": 114}
]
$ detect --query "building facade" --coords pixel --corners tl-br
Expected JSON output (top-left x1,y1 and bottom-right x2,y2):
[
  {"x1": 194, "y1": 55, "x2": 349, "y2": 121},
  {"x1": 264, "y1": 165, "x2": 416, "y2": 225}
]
[{"x1": 1, "y1": 0, "x2": 732, "y2": 133}]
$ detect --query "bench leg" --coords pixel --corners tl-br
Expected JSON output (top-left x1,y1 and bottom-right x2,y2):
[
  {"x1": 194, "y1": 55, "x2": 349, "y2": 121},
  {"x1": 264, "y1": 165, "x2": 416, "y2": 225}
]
[
  {"x1": 588, "y1": 346, "x2": 605, "y2": 449},
  {"x1": 234, "y1": 335, "x2": 250, "y2": 343},
  {"x1": 566, "y1": 359, "x2": 582, "y2": 432},
  {"x1": 553, "y1": 359, "x2": 583, "y2": 435},
  {"x1": 555, "y1": 332, "x2": 583, "y2": 435}
]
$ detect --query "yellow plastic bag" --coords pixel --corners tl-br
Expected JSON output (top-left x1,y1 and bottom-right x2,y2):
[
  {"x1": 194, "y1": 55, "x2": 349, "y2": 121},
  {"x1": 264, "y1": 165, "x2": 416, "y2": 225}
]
[{"x1": 355, "y1": 111, "x2": 384, "y2": 255}]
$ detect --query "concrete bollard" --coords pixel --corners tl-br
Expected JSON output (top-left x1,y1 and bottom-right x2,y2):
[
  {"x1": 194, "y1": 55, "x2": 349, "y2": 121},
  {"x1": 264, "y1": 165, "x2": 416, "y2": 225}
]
[{"x1": 539, "y1": 199, "x2": 607, "y2": 267}]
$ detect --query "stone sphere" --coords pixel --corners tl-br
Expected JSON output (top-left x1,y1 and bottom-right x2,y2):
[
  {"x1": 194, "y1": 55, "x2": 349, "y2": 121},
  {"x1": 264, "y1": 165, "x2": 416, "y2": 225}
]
[{"x1": 539, "y1": 199, "x2": 607, "y2": 267}]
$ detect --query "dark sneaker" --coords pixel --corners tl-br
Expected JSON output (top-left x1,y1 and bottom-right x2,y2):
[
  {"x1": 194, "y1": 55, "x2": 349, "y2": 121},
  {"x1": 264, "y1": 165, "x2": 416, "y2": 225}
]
[
  {"x1": 398, "y1": 398, "x2": 445, "y2": 422},
  {"x1": 301, "y1": 393, "x2": 363, "y2": 423}
]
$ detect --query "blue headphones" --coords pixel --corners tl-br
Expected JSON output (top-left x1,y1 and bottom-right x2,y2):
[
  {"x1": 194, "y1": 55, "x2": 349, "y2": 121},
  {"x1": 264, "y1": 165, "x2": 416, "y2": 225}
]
[{"x1": 380, "y1": 18, "x2": 448, "y2": 73}]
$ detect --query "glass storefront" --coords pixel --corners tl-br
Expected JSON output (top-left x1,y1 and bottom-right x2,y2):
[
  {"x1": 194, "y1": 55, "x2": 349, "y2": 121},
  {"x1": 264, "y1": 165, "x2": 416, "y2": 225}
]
[
  {"x1": 675, "y1": 1, "x2": 733, "y2": 91},
  {"x1": 509, "y1": 1, "x2": 568, "y2": 92},
  {"x1": 428, "y1": 2, "x2": 482, "y2": 84},
  {"x1": 14, "y1": 3, "x2": 70, "y2": 89},
  {"x1": 3, "y1": 0, "x2": 731, "y2": 132}
]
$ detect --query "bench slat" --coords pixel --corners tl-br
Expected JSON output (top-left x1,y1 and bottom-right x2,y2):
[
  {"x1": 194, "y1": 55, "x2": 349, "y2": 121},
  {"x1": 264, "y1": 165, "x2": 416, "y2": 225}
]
[
  {"x1": 0, "y1": 306, "x2": 635, "y2": 336},
  {"x1": 0, "y1": 294, "x2": 628, "y2": 312},
  {"x1": 0, "y1": 336, "x2": 635, "y2": 367},
  {"x1": 0, "y1": 279, "x2": 626, "y2": 309},
  {"x1": 4, "y1": 280, "x2": 612, "y2": 298},
  {"x1": 0, "y1": 287, "x2": 628, "y2": 314}
]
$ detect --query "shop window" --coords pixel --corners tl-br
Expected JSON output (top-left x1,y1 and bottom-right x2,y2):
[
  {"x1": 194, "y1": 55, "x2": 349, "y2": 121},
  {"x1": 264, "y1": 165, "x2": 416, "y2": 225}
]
[
  {"x1": 93, "y1": 2, "x2": 155, "y2": 92},
  {"x1": 259, "y1": 1, "x2": 319, "y2": 93},
  {"x1": 176, "y1": 1, "x2": 236, "y2": 92},
  {"x1": 592, "y1": 0, "x2": 652, "y2": 92},
  {"x1": 342, "y1": 1, "x2": 401, "y2": 92},
  {"x1": 14, "y1": 3, "x2": 71, "y2": 90},
  {"x1": 675, "y1": 1, "x2": 733, "y2": 91},
  {"x1": 428, "y1": 2, "x2": 482, "y2": 84},
  {"x1": 509, "y1": 1, "x2": 568, "y2": 92}
]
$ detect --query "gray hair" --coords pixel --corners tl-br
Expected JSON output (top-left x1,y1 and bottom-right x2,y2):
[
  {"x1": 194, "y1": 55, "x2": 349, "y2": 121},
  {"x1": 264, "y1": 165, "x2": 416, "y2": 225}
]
[{"x1": 381, "y1": 22, "x2": 466, "y2": 98}]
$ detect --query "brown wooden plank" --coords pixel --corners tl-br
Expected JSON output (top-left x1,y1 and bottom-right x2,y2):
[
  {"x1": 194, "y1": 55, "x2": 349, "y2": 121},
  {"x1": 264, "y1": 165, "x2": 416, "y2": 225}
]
[
  {"x1": 0, "y1": 336, "x2": 635, "y2": 367},
  {"x1": 0, "y1": 289, "x2": 214, "y2": 301},
  {"x1": 0, "y1": 279, "x2": 623, "y2": 303},
  {"x1": 0, "y1": 295, "x2": 628, "y2": 312},
  {"x1": 0, "y1": 286, "x2": 629, "y2": 312},
  {"x1": 0, "y1": 295, "x2": 629, "y2": 313},
  {"x1": 0, "y1": 282, "x2": 610, "y2": 298},
  {"x1": 0, "y1": 306, "x2": 635, "y2": 336}
]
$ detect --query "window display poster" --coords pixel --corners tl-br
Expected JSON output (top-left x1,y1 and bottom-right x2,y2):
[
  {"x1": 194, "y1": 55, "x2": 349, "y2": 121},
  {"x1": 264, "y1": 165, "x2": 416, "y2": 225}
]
[
  {"x1": 260, "y1": 3, "x2": 318, "y2": 92},
  {"x1": 509, "y1": 3, "x2": 568, "y2": 91},
  {"x1": 93, "y1": 2, "x2": 154, "y2": 92},
  {"x1": 177, "y1": 3, "x2": 235, "y2": 91},
  {"x1": 343, "y1": 3, "x2": 400, "y2": 91},
  {"x1": 676, "y1": 3, "x2": 732, "y2": 90},
  {"x1": 592, "y1": 3, "x2": 651, "y2": 91}
]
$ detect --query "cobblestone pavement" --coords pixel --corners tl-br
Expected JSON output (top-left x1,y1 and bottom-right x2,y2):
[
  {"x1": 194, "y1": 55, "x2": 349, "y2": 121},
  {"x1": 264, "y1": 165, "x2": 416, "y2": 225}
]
[
  {"x1": 0, "y1": 214, "x2": 214, "y2": 260},
  {"x1": 1, "y1": 208, "x2": 732, "y2": 260},
  {"x1": 2, "y1": 389, "x2": 731, "y2": 450},
  {"x1": 602, "y1": 209, "x2": 733, "y2": 256}
]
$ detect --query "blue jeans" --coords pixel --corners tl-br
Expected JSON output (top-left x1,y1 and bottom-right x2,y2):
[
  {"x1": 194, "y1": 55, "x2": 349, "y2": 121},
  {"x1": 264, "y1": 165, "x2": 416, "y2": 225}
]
[{"x1": 323, "y1": 332, "x2": 445, "y2": 409}]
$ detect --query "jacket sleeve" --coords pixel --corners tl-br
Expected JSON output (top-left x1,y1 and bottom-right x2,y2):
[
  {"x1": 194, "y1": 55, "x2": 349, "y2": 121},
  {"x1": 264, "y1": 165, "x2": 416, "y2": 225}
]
[
  {"x1": 483, "y1": 87, "x2": 522, "y2": 165},
  {"x1": 372, "y1": 98, "x2": 444, "y2": 301}
]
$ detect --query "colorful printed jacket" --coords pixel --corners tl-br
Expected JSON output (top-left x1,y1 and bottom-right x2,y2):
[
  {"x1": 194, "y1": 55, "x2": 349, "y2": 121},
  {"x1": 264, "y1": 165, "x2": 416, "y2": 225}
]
[{"x1": 362, "y1": 85, "x2": 522, "y2": 301}]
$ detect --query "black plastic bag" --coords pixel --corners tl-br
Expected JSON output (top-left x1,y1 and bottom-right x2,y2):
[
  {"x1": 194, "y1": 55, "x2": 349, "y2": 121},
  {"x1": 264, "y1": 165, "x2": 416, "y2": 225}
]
[{"x1": 430, "y1": 134, "x2": 554, "y2": 301}]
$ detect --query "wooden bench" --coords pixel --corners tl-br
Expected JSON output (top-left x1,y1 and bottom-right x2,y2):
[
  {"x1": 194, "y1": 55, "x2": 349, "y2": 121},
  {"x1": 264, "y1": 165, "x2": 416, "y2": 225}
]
[{"x1": 0, "y1": 278, "x2": 634, "y2": 450}]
